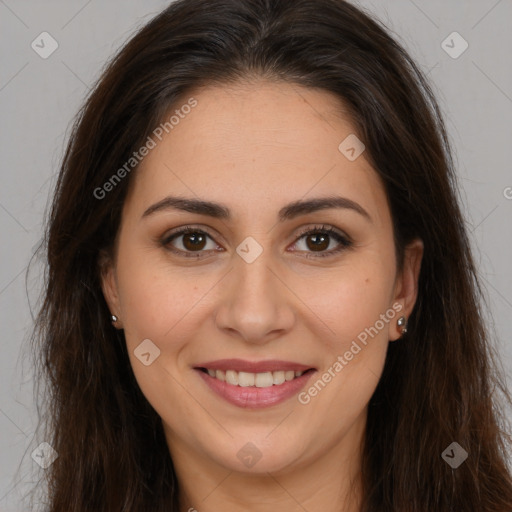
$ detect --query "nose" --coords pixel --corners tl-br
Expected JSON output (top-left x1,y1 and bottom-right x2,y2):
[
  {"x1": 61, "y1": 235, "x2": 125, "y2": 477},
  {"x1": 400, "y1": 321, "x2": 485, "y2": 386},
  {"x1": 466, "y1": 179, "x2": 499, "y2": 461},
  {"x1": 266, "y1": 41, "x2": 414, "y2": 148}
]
[{"x1": 214, "y1": 250, "x2": 296, "y2": 344}]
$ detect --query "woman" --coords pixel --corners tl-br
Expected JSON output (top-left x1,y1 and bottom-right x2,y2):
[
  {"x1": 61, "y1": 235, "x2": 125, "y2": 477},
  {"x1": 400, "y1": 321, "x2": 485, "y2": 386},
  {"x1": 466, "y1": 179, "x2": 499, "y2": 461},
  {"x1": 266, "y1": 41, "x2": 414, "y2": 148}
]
[{"x1": 31, "y1": 0, "x2": 512, "y2": 510}]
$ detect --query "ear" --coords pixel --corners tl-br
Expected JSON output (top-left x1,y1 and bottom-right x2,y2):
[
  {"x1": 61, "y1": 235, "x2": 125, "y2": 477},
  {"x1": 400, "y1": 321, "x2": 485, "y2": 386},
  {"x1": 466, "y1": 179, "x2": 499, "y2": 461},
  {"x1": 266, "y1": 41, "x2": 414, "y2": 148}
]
[
  {"x1": 98, "y1": 249, "x2": 123, "y2": 329},
  {"x1": 389, "y1": 238, "x2": 423, "y2": 341}
]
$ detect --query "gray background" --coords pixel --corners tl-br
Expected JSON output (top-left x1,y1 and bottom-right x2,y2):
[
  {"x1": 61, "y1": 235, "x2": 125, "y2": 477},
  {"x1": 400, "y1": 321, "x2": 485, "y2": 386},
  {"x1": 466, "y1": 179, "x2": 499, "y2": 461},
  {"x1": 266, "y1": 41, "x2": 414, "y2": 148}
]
[{"x1": 1, "y1": 0, "x2": 511, "y2": 510}]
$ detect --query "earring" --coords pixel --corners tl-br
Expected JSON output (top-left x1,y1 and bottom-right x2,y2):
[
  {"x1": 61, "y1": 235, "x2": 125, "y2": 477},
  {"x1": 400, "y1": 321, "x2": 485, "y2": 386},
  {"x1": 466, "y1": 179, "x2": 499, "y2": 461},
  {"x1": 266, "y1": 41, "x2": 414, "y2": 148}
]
[
  {"x1": 111, "y1": 314, "x2": 118, "y2": 323},
  {"x1": 397, "y1": 316, "x2": 407, "y2": 335}
]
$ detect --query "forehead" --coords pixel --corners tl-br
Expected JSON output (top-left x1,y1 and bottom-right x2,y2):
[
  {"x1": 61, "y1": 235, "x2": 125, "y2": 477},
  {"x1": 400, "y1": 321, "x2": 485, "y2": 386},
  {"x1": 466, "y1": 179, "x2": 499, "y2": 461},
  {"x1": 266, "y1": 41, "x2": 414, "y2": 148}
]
[{"x1": 123, "y1": 80, "x2": 389, "y2": 227}]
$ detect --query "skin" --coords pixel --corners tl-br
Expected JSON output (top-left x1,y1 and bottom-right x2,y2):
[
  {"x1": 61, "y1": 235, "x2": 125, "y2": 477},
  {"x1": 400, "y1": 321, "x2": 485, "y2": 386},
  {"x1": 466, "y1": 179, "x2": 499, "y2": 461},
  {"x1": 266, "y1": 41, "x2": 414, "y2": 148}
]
[{"x1": 101, "y1": 79, "x2": 423, "y2": 512}]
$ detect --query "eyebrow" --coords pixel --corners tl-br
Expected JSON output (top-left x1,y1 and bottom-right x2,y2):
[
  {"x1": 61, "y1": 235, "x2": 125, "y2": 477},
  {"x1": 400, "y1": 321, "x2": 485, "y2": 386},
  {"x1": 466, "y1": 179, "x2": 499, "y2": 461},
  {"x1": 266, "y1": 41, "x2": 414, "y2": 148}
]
[{"x1": 141, "y1": 195, "x2": 372, "y2": 223}]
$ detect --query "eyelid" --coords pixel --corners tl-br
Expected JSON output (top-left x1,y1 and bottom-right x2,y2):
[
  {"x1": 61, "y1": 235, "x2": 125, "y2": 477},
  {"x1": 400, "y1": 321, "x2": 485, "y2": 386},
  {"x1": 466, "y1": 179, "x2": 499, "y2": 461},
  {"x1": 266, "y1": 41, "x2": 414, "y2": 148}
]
[
  {"x1": 294, "y1": 224, "x2": 351, "y2": 242},
  {"x1": 161, "y1": 224, "x2": 220, "y2": 246}
]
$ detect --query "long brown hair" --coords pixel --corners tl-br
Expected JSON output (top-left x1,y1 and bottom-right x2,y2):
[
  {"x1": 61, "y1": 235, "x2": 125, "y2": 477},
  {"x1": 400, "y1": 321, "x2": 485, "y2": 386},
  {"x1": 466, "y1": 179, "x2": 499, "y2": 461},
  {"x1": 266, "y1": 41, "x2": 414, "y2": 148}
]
[{"x1": 30, "y1": 0, "x2": 512, "y2": 510}]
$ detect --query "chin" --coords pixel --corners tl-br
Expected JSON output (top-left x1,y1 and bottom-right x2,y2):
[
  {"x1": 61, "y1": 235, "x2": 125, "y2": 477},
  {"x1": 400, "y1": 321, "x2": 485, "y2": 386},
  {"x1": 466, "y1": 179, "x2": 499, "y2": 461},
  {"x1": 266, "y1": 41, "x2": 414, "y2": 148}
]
[{"x1": 203, "y1": 433, "x2": 306, "y2": 474}]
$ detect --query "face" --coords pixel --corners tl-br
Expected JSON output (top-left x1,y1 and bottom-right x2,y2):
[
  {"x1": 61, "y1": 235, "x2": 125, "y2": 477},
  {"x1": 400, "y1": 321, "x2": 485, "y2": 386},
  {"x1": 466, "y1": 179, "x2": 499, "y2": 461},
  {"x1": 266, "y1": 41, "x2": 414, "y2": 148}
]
[{"x1": 101, "y1": 80, "x2": 422, "y2": 480}]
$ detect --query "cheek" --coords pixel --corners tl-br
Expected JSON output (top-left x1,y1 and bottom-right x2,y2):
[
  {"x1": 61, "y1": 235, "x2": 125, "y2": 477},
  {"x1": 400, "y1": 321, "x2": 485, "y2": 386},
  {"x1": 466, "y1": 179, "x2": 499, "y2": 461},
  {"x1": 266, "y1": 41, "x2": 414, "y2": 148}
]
[
  {"x1": 117, "y1": 234, "x2": 208, "y2": 334},
  {"x1": 295, "y1": 259, "x2": 395, "y2": 349},
  {"x1": 295, "y1": 257, "x2": 396, "y2": 414},
  {"x1": 115, "y1": 249, "x2": 199, "y2": 350},
  {"x1": 115, "y1": 258, "x2": 202, "y2": 414},
  {"x1": 116, "y1": 237, "x2": 396, "y2": 351},
  {"x1": 295, "y1": 268, "x2": 394, "y2": 428}
]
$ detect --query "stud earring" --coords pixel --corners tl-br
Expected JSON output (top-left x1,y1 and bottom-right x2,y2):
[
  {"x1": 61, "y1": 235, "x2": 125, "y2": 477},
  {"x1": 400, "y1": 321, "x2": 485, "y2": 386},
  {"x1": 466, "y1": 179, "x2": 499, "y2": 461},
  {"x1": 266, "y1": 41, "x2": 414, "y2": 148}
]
[
  {"x1": 397, "y1": 316, "x2": 407, "y2": 335},
  {"x1": 111, "y1": 314, "x2": 118, "y2": 323}
]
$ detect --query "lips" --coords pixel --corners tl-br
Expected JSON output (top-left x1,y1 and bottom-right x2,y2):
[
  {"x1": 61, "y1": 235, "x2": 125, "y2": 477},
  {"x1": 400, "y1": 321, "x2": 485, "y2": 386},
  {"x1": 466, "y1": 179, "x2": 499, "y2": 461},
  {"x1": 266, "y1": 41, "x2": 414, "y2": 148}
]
[
  {"x1": 194, "y1": 358, "x2": 315, "y2": 373},
  {"x1": 193, "y1": 359, "x2": 317, "y2": 408}
]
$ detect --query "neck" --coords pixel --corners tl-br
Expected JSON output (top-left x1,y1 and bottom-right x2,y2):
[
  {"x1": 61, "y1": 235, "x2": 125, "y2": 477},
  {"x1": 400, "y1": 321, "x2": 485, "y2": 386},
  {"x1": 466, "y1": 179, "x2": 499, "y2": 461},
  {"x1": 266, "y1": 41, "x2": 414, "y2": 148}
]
[{"x1": 167, "y1": 411, "x2": 366, "y2": 512}]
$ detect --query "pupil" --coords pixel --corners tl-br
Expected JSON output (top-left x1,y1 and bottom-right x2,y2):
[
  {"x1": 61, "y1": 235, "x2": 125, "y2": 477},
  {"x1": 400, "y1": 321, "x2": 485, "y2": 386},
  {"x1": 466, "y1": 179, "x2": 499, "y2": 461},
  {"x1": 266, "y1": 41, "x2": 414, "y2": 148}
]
[
  {"x1": 184, "y1": 233, "x2": 206, "y2": 251},
  {"x1": 307, "y1": 233, "x2": 328, "y2": 251}
]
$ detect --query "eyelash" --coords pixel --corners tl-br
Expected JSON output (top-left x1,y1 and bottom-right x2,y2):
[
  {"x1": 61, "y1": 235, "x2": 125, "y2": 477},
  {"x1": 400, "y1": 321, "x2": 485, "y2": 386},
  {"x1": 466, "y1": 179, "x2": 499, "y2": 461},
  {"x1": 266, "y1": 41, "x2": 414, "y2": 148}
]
[{"x1": 160, "y1": 224, "x2": 353, "y2": 260}]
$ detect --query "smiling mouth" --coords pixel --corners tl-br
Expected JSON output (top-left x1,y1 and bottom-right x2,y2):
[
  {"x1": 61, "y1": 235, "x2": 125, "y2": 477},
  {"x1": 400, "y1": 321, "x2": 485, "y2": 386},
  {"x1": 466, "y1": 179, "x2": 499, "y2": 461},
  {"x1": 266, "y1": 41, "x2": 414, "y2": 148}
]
[{"x1": 196, "y1": 367, "x2": 316, "y2": 388}]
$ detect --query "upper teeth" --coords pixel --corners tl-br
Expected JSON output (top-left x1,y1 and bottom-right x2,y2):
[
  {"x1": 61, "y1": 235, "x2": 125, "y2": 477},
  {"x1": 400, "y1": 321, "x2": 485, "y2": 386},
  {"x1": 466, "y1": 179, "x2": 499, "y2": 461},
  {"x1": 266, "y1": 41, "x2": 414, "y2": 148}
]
[{"x1": 206, "y1": 369, "x2": 305, "y2": 387}]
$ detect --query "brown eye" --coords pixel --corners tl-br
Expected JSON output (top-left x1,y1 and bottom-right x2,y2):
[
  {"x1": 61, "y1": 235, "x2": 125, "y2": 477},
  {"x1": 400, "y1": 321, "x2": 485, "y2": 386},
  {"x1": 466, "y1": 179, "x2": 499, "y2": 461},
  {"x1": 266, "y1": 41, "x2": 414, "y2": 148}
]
[
  {"x1": 161, "y1": 227, "x2": 219, "y2": 258},
  {"x1": 161, "y1": 224, "x2": 352, "y2": 260},
  {"x1": 181, "y1": 232, "x2": 207, "y2": 251},
  {"x1": 304, "y1": 232, "x2": 330, "y2": 252},
  {"x1": 292, "y1": 225, "x2": 352, "y2": 259}
]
